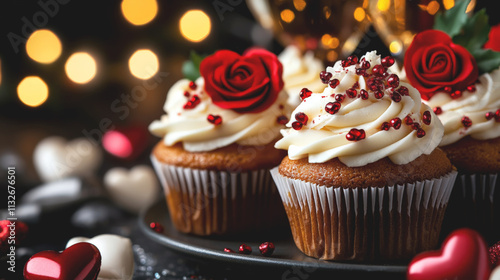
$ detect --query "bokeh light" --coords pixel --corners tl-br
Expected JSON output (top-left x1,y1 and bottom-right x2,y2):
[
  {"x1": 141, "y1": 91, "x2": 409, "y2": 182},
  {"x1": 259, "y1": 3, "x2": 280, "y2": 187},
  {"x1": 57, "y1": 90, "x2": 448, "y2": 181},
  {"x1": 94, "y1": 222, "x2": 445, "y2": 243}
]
[
  {"x1": 129, "y1": 49, "x2": 159, "y2": 79},
  {"x1": 354, "y1": 7, "x2": 366, "y2": 22},
  {"x1": 26, "y1": 29, "x2": 62, "y2": 64},
  {"x1": 280, "y1": 9, "x2": 295, "y2": 23},
  {"x1": 65, "y1": 52, "x2": 97, "y2": 84},
  {"x1": 121, "y1": 0, "x2": 158, "y2": 26},
  {"x1": 17, "y1": 76, "x2": 49, "y2": 107},
  {"x1": 179, "y1": 10, "x2": 211, "y2": 42}
]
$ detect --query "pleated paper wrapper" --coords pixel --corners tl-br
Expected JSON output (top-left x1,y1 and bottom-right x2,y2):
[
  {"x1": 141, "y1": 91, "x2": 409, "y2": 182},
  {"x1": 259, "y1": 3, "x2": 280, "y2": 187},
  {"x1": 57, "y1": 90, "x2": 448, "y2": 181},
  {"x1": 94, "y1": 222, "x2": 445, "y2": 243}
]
[
  {"x1": 151, "y1": 155, "x2": 287, "y2": 236},
  {"x1": 440, "y1": 173, "x2": 499, "y2": 245},
  {"x1": 270, "y1": 167, "x2": 458, "y2": 262}
]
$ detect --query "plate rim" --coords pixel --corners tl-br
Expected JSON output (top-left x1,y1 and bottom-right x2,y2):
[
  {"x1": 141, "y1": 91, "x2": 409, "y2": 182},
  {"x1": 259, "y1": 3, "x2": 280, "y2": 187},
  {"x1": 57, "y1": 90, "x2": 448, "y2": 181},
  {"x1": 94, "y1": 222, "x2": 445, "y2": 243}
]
[{"x1": 139, "y1": 199, "x2": 408, "y2": 274}]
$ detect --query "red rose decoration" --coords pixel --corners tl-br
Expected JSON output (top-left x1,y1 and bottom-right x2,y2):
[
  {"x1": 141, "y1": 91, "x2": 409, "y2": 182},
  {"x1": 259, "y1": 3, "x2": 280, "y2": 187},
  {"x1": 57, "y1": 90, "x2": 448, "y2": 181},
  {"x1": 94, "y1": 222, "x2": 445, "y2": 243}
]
[
  {"x1": 484, "y1": 23, "x2": 500, "y2": 52},
  {"x1": 404, "y1": 30, "x2": 478, "y2": 100},
  {"x1": 199, "y1": 49, "x2": 284, "y2": 113}
]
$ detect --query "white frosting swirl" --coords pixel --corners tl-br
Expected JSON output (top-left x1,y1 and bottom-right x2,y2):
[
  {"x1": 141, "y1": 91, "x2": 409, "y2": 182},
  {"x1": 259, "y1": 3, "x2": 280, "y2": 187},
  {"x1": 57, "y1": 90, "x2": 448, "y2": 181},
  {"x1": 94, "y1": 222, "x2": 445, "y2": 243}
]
[
  {"x1": 149, "y1": 78, "x2": 291, "y2": 152},
  {"x1": 278, "y1": 45, "x2": 326, "y2": 107},
  {"x1": 275, "y1": 51, "x2": 444, "y2": 167},
  {"x1": 424, "y1": 68, "x2": 500, "y2": 146}
]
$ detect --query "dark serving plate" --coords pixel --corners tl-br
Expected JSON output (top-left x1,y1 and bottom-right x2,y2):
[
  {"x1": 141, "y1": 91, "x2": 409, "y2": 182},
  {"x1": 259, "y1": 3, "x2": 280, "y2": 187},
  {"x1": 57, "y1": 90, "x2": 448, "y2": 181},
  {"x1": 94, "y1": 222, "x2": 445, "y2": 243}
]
[{"x1": 139, "y1": 199, "x2": 409, "y2": 279}]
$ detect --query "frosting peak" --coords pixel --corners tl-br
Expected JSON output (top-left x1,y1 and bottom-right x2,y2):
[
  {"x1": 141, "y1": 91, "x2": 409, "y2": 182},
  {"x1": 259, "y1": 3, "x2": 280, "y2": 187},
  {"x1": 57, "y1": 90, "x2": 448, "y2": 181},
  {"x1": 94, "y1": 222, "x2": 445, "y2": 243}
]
[{"x1": 275, "y1": 51, "x2": 444, "y2": 167}]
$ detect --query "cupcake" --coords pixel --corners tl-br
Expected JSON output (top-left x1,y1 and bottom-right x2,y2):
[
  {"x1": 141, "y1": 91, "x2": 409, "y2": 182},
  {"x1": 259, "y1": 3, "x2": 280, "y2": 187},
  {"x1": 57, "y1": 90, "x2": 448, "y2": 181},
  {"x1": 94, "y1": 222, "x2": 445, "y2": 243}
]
[
  {"x1": 403, "y1": 7, "x2": 500, "y2": 245},
  {"x1": 149, "y1": 48, "x2": 291, "y2": 235},
  {"x1": 271, "y1": 51, "x2": 457, "y2": 261},
  {"x1": 278, "y1": 45, "x2": 326, "y2": 107}
]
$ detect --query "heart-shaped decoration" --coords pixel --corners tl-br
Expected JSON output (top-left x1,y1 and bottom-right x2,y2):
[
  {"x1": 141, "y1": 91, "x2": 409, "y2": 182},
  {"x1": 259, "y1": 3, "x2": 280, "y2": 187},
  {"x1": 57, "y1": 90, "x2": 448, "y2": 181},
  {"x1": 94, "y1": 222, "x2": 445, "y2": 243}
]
[
  {"x1": 103, "y1": 165, "x2": 159, "y2": 214},
  {"x1": 102, "y1": 125, "x2": 149, "y2": 161},
  {"x1": 407, "y1": 228, "x2": 491, "y2": 280},
  {"x1": 24, "y1": 242, "x2": 101, "y2": 280},
  {"x1": 491, "y1": 266, "x2": 500, "y2": 280},
  {"x1": 66, "y1": 234, "x2": 134, "y2": 280},
  {"x1": 33, "y1": 136, "x2": 102, "y2": 182}
]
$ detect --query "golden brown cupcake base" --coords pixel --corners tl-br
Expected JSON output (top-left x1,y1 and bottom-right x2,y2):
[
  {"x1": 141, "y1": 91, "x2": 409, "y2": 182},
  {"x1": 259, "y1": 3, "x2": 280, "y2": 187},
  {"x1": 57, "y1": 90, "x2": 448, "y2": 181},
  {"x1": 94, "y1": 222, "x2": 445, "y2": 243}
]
[
  {"x1": 440, "y1": 136, "x2": 500, "y2": 174},
  {"x1": 278, "y1": 149, "x2": 453, "y2": 187}
]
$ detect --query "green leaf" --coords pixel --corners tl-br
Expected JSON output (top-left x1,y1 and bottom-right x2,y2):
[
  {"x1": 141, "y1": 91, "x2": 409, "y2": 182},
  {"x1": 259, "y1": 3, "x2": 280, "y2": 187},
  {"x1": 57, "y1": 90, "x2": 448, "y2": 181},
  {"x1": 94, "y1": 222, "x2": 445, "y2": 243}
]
[
  {"x1": 181, "y1": 50, "x2": 207, "y2": 81},
  {"x1": 472, "y1": 48, "x2": 500, "y2": 74},
  {"x1": 433, "y1": 0, "x2": 470, "y2": 38},
  {"x1": 453, "y1": 9, "x2": 490, "y2": 53}
]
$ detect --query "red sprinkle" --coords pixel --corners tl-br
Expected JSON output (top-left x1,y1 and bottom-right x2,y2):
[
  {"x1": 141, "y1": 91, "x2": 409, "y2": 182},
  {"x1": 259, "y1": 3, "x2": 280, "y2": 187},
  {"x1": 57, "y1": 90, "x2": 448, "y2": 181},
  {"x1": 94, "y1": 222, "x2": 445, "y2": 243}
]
[
  {"x1": 183, "y1": 95, "x2": 201, "y2": 109},
  {"x1": 300, "y1": 88, "x2": 312, "y2": 100},
  {"x1": 346, "y1": 128, "x2": 366, "y2": 141},
  {"x1": 461, "y1": 116, "x2": 472, "y2": 128},
  {"x1": 292, "y1": 121, "x2": 303, "y2": 130},
  {"x1": 325, "y1": 101, "x2": 341, "y2": 114},
  {"x1": 149, "y1": 222, "x2": 164, "y2": 233},
  {"x1": 422, "y1": 111, "x2": 432, "y2": 125},
  {"x1": 189, "y1": 81, "x2": 197, "y2": 90},
  {"x1": 207, "y1": 114, "x2": 223, "y2": 125},
  {"x1": 277, "y1": 115, "x2": 289, "y2": 125},
  {"x1": 239, "y1": 244, "x2": 252, "y2": 254},
  {"x1": 259, "y1": 242, "x2": 275, "y2": 257}
]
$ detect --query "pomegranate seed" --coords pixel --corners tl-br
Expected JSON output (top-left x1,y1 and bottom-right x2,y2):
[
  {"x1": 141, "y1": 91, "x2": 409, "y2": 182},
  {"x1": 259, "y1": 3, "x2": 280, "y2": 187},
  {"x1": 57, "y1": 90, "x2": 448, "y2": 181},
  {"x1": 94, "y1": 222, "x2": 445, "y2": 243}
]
[
  {"x1": 381, "y1": 56, "x2": 395, "y2": 68},
  {"x1": 374, "y1": 90, "x2": 384, "y2": 99},
  {"x1": 411, "y1": 123, "x2": 421, "y2": 130},
  {"x1": 422, "y1": 111, "x2": 432, "y2": 125},
  {"x1": 224, "y1": 248, "x2": 235, "y2": 253},
  {"x1": 359, "y1": 89, "x2": 369, "y2": 100},
  {"x1": 355, "y1": 68, "x2": 365, "y2": 76},
  {"x1": 391, "y1": 92, "x2": 402, "y2": 102},
  {"x1": 295, "y1": 112, "x2": 308, "y2": 124},
  {"x1": 207, "y1": 114, "x2": 223, "y2": 125},
  {"x1": 485, "y1": 112, "x2": 495, "y2": 120},
  {"x1": 325, "y1": 101, "x2": 341, "y2": 114},
  {"x1": 189, "y1": 81, "x2": 197, "y2": 90},
  {"x1": 390, "y1": 118, "x2": 402, "y2": 129},
  {"x1": 352, "y1": 82, "x2": 360, "y2": 89},
  {"x1": 467, "y1": 85, "x2": 476, "y2": 92},
  {"x1": 433, "y1": 107, "x2": 443, "y2": 115},
  {"x1": 320, "y1": 71, "x2": 332, "y2": 84},
  {"x1": 346, "y1": 88, "x2": 357, "y2": 98},
  {"x1": 259, "y1": 242, "x2": 275, "y2": 257},
  {"x1": 461, "y1": 116, "x2": 472, "y2": 128},
  {"x1": 417, "y1": 128, "x2": 426, "y2": 138},
  {"x1": 277, "y1": 115, "x2": 289, "y2": 125},
  {"x1": 239, "y1": 244, "x2": 252, "y2": 254},
  {"x1": 346, "y1": 128, "x2": 366, "y2": 141},
  {"x1": 361, "y1": 60, "x2": 371, "y2": 69},
  {"x1": 183, "y1": 91, "x2": 190, "y2": 97},
  {"x1": 444, "y1": 86, "x2": 453, "y2": 93},
  {"x1": 451, "y1": 90, "x2": 462, "y2": 99},
  {"x1": 367, "y1": 77, "x2": 384, "y2": 91},
  {"x1": 398, "y1": 86, "x2": 409, "y2": 96},
  {"x1": 292, "y1": 121, "x2": 303, "y2": 130},
  {"x1": 371, "y1": 64, "x2": 386, "y2": 76},
  {"x1": 495, "y1": 109, "x2": 500, "y2": 122},
  {"x1": 335, "y1": 94, "x2": 345, "y2": 102},
  {"x1": 387, "y1": 74, "x2": 400, "y2": 88},
  {"x1": 404, "y1": 115, "x2": 413, "y2": 125},
  {"x1": 329, "y1": 79, "x2": 340, "y2": 89},
  {"x1": 183, "y1": 95, "x2": 201, "y2": 109},
  {"x1": 342, "y1": 55, "x2": 358, "y2": 67},
  {"x1": 300, "y1": 88, "x2": 312, "y2": 100},
  {"x1": 381, "y1": 122, "x2": 390, "y2": 131}
]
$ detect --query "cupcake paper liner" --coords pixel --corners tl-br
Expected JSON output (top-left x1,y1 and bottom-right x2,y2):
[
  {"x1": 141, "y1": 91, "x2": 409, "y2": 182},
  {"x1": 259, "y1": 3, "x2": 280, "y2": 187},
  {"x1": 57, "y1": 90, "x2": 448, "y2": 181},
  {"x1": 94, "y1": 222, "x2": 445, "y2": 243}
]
[
  {"x1": 440, "y1": 173, "x2": 499, "y2": 245},
  {"x1": 270, "y1": 167, "x2": 458, "y2": 261},
  {"x1": 151, "y1": 155, "x2": 286, "y2": 235}
]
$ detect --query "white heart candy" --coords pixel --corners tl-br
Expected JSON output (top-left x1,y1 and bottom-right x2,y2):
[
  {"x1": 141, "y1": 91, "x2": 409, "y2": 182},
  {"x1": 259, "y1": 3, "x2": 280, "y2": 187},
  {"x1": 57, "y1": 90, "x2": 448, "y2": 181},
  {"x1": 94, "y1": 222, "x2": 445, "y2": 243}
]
[
  {"x1": 66, "y1": 234, "x2": 134, "y2": 280},
  {"x1": 104, "y1": 165, "x2": 159, "y2": 214},
  {"x1": 491, "y1": 266, "x2": 500, "y2": 280},
  {"x1": 33, "y1": 136, "x2": 102, "y2": 182}
]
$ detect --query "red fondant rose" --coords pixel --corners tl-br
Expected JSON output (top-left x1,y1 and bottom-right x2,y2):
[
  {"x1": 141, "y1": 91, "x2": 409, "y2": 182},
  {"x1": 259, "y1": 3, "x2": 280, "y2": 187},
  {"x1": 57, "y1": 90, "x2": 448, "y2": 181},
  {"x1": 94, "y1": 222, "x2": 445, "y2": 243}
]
[
  {"x1": 484, "y1": 23, "x2": 500, "y2": 52},
  {"x1": 199, "y1": 49, "x2": 284, "y2": 113},
  {"x1": 404, "y1": 30, "x2": 478, "y2": 100}
]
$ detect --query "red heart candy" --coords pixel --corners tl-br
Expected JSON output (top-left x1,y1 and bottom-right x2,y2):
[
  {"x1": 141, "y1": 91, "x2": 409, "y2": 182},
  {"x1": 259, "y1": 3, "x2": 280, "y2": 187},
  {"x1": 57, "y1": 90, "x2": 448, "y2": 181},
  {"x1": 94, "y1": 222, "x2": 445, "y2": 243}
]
[
  {"x1": 24, "y1": 242, "x2": 101, "y2": 280},
  {"x1": 407, "y1": 228, "x2": 491, "y2": 280}
]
